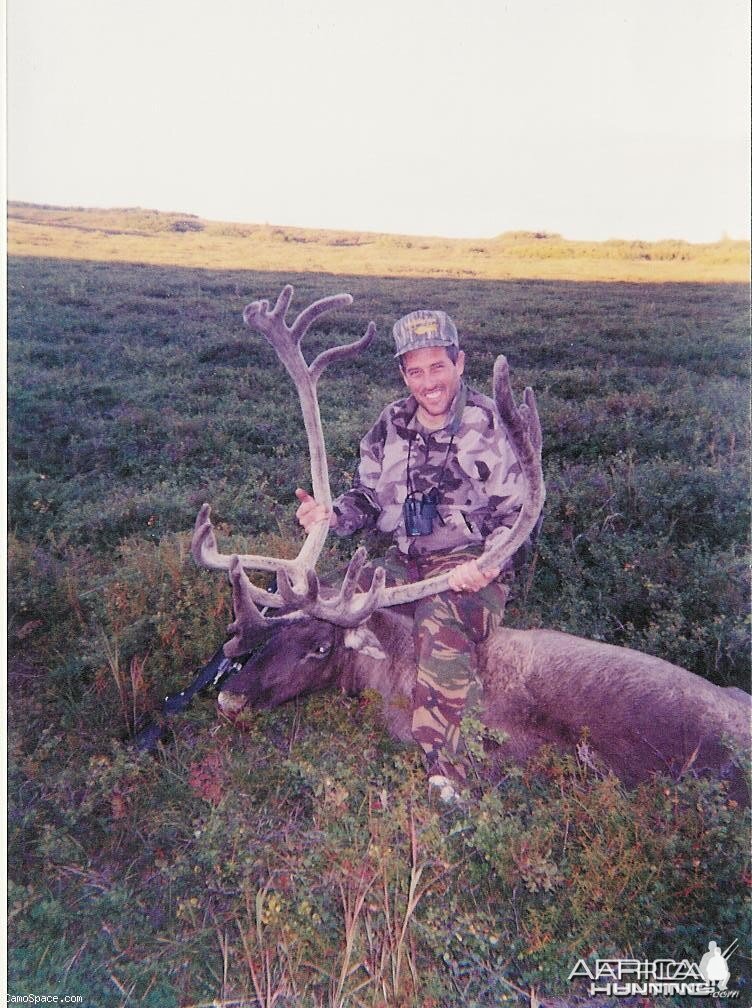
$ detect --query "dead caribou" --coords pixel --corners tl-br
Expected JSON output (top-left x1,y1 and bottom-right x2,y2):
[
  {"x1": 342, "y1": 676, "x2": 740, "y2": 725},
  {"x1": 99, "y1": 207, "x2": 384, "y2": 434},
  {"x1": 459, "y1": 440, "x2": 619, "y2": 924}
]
[{"x1": 188, "y1": 286, "x2": 749, "y2": 800}]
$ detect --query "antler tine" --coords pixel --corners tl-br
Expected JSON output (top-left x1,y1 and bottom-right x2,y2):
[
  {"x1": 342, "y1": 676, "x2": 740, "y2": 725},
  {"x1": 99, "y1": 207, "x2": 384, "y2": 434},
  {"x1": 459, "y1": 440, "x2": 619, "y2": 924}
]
[
  {"x1": 244, "y1": 286, "x2": 356, "y2": 356},
  {"x1": 324, "y1": 548, "x2": 366, "y2": 600},
  {"x1": 270, "y1": 284, "x2": 295, "y2": 321},
  {"x1": 302, "y1": 561, "x2": 388, "y2": 627},
  {"x1": 242, "y1": 285, "x2": 295, "y2": 332},
  {"x1": 463, "y1": 355, "x2": 544, "y2": 576},
  {"x1": 310, "y1": 321, "x2": 378, "y2": 384},
  {"x1": 522, "y1": 386, "x2": 543, "y2": 454},
  {"x1": 191, "y1": 502, "x2": 221, "y2": 568},
  {"x1": 493, "y1": 357, "x2": 526, "y2": 444},
  {"x1": 191, "y1": 503, "x2": 288, "y2": 609},
  {"x1": 270, "y1": 548, "x2": 389, "y2": 628},
  {"x1": 276, "y1": 566, "x2": 320, "y2": 608},
  {"x1": 227, "y1": 555, "x2": 271, "y2": 630},
  {"x1": 290, "y1": 292, "x2": 354, "y2": 347},
  {"x1": 225, "y1": 556, "x2": 304, "y2": 657},
  {"x1": 346, "y1": 564, "x2": 387, "y2": 623},
  {"x1": 275, "y1": 547, "x2": 375, "y2": 620}
]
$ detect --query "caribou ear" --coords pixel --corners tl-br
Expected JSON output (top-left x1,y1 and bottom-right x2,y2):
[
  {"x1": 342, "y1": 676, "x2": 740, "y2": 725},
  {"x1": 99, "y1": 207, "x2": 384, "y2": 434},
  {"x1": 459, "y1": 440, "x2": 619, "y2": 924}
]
[{"x1": 343, "y1": 627, "x2": 387, "y2": 661}]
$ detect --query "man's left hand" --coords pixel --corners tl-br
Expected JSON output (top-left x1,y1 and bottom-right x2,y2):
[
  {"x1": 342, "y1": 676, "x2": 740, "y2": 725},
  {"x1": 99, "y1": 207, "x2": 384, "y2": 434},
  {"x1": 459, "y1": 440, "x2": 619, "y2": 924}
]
[{"x1": 447, "y1": 559, "x2": 500, "y2": 593}]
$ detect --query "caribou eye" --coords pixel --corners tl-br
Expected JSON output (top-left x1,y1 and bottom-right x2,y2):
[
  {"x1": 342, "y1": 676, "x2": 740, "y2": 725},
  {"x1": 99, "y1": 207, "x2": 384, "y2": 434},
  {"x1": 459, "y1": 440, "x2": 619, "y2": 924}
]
[{"x1": 308, "y1": 641, "x2": 333, "y2": 659}]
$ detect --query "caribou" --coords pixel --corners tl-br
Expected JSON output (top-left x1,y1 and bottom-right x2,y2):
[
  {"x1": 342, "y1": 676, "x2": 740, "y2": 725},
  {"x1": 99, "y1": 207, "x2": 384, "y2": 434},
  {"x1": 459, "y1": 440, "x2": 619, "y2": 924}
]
[{"x1": 189, "y1": 286, "x2": 750, "y2": 801}]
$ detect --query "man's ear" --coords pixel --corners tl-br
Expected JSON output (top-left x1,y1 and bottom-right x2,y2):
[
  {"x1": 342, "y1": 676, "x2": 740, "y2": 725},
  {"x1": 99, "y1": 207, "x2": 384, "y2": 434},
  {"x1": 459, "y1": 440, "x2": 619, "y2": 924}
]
[
  {"x1": 343, "y1": 626, "x2": 387, "y2": 661},
  {"x1": 455, "y1": 349, "x2": 465, "y2": 376}
]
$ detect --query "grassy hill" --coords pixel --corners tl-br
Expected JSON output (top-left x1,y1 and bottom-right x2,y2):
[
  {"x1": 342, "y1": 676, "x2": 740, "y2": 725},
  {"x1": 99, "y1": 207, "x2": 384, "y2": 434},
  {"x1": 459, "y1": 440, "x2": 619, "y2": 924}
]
[{"x1": 8, "y1": 200, "x2": 750, "y2": 282}]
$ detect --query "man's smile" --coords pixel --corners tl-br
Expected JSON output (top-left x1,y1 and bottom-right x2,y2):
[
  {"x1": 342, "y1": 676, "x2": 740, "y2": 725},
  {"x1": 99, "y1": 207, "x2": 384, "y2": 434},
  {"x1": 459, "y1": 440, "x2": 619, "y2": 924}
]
[{"x1": 400, "y1": 345, "x2": 466, "y2": 428}]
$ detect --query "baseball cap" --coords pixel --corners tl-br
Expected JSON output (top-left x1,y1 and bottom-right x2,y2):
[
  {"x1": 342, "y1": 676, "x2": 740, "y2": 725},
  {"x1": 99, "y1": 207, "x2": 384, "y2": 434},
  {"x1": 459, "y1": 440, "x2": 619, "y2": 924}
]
[{"x1": 392, "y1": 309, "x2": 459, "y2": 358}]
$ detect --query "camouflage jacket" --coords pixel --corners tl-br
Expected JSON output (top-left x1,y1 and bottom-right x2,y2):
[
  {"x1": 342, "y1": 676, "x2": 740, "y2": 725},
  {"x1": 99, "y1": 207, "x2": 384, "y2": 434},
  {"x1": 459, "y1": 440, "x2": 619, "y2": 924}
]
[{"x1": 332, "y1": 381, "x2": 529, "y2": 558}]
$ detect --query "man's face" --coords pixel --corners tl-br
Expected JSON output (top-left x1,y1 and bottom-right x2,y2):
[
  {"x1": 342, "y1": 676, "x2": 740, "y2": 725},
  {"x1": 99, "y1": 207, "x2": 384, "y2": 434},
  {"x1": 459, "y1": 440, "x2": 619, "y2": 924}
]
[{"x1": 400, "y1": 345, "x2": 465, "y2": 423}]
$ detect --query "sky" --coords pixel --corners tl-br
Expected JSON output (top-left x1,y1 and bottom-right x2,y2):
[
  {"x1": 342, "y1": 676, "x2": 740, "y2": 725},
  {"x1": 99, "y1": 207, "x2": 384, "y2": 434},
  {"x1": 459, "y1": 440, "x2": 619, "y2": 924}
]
[{"x1": 6, "y1": 0, "x2": 750, "y2": 243}]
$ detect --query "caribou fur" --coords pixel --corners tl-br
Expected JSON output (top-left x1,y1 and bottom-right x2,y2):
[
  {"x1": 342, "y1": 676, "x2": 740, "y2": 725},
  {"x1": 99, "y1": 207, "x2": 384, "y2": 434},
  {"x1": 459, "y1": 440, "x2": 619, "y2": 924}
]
[{"x1": 217, "y1": 603, "x2": 750, "y2": 802}]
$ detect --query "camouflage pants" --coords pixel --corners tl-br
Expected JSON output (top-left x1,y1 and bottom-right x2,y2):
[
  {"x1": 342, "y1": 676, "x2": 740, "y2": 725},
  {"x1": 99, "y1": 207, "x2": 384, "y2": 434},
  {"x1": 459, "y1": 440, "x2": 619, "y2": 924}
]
[{"x1": 380, "y1": 545, "x2": 509, "y2": 783}]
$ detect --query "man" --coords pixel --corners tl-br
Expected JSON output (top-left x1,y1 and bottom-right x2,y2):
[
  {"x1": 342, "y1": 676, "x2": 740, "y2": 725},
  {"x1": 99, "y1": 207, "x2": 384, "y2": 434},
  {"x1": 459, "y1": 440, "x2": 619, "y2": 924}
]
[{"x1": 296, "y1": 309, "x2": 531, "y2": 800}]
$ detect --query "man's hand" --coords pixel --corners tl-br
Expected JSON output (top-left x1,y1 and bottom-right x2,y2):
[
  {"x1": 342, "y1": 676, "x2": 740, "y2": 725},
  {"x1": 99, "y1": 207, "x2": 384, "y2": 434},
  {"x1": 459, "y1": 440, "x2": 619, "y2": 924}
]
[
  {"x1": 447, "y1": 558, "x2": 500, "y2": 593},
  {"x1": 295, "y1": 488, "x2": 338, "y2": 532}
]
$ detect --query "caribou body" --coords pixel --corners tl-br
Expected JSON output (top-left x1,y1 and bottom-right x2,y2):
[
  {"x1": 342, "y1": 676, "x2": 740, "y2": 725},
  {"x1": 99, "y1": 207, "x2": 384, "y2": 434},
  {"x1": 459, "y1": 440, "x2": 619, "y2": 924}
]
[
  {"x1": 214, "y1": 599, "x2": 750, "y2": 801},
  {"x1": 189, "y1": 285, "x2": 750, "y2": 802}
]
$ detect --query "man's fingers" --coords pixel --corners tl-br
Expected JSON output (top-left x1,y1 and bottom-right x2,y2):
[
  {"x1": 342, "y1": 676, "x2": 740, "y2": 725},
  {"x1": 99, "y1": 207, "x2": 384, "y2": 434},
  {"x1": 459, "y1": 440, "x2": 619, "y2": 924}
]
[
  {"x1": 449, "y1": 560, "x2": 501, "y2": 592},
  {"x1": 294, "y1": 488, "x2": 337, "y2": 532},
  {"x1": 295, "y1": 488, "x2": 317, "y2": 530}
]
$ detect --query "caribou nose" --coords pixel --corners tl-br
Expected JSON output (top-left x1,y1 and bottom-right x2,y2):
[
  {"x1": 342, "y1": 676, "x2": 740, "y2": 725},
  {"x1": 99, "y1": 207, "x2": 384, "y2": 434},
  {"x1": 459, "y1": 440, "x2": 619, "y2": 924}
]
[{"x1": 217, "y1": 690, "x2": 248, "y2": 717}]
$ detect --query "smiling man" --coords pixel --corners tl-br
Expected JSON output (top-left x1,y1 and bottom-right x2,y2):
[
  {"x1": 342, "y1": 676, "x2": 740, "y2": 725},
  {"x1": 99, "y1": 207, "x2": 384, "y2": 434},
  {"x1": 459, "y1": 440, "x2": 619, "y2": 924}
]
[{"x1": 296, "y1": 308, "x2": 535, "y2": 799}]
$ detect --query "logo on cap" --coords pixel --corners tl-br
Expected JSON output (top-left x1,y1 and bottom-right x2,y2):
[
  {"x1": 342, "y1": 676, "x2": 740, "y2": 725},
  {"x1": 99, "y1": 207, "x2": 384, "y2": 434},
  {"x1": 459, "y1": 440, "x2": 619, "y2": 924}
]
[{"x1": 407, "y1": 319, "x2": 440, "y2": 337}]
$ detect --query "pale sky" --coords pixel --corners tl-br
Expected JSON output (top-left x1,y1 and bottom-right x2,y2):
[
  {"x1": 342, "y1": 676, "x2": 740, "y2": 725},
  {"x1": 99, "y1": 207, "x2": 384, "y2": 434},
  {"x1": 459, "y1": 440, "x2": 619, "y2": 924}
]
[{"x1": 6, "y1": 0, "x2": 750, "y2": 242}]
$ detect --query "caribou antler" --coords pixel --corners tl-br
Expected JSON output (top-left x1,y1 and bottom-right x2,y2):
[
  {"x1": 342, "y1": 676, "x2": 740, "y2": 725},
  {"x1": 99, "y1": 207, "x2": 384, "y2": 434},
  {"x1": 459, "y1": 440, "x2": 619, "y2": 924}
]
[
  {"x1": 222, "y1": 350, "x2": 545, "y2": 640},
  {"x1": 280, "y1": 353, "x2": 544, "y2": 622},
  {"x1": 194, "y1": 286, "x2": 544, "y2": 641},
  {"x1": 192, "y1": 285, "x2": 376, "y2": 597}
]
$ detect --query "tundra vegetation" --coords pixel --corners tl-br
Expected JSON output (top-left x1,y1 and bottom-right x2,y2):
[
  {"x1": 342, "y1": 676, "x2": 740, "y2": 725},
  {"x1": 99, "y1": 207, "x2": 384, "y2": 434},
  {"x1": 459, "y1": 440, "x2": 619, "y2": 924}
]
[
  {"x1": 7, "y1": 221, "x2": 751, "y2": 1006},
  {"x1": 8, "y1": 201, "x2": 750, "y2": 283}
]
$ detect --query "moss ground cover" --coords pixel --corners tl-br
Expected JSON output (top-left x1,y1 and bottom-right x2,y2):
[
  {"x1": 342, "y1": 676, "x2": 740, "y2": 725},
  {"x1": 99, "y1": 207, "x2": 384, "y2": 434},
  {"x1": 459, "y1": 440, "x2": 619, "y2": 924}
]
[{"x1": 7, "y1": 254, "x2": 750, "y2": 1005}]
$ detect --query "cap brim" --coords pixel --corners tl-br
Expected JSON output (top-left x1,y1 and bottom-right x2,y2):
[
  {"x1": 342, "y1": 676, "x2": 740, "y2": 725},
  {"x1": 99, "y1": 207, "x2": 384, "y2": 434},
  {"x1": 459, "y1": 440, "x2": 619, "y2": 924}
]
[{"x1": 394, "y1": 338, "x2": 456, "y2": 358}]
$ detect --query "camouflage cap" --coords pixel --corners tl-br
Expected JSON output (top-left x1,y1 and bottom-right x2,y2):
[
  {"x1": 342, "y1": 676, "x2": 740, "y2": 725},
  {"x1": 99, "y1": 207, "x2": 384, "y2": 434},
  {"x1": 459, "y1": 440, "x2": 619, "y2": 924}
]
[{"x1": 392, "y1": 309, "x2": 459, "y2": 358}]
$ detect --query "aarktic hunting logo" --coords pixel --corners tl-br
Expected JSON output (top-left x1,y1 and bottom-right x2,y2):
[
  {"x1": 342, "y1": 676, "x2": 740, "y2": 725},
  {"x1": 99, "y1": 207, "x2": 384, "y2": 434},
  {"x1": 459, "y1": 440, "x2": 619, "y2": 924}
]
[{"x1": 568, "y1": 938, "x2": 740, "y2": 998}]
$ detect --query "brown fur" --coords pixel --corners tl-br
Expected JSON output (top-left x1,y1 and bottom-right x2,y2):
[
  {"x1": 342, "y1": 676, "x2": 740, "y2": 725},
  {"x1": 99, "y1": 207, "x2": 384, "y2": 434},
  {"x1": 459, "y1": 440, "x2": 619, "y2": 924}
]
[{"x1": 219, "y1": 608, "x2": 750, "y2": 801}]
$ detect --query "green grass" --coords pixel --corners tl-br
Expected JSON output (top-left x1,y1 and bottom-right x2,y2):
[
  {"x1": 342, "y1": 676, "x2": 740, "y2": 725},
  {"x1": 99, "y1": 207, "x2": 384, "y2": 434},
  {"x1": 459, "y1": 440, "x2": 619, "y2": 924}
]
[{"x1": 7, "y1": 254, "x2": 750, "y2": 1006}]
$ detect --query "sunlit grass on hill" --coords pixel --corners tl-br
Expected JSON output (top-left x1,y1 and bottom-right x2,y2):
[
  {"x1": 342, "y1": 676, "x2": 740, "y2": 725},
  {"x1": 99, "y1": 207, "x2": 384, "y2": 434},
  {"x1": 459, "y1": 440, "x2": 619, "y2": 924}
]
[{"x1": 8, "y1": 200, "x2": 750, "y2": 282}]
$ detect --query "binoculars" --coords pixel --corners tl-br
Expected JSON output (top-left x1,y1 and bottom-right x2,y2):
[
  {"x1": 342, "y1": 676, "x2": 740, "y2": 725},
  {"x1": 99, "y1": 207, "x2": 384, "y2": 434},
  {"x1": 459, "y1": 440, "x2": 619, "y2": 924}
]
[{"x1": 403, "y1": 488, "x2": 441, "y2": 537}]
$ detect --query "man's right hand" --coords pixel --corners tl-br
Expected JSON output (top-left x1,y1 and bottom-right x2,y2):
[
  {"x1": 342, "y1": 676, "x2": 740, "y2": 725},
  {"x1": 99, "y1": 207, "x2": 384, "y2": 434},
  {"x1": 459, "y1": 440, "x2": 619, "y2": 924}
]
[{"x1": 295, "y1": 488, "x2": 338, "y2": 532}]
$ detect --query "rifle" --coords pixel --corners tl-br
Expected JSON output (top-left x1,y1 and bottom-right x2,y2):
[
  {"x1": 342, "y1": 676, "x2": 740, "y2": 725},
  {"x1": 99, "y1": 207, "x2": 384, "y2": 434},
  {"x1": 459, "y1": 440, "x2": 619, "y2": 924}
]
[{"x1": 132, "y1": 646, "x2": 246, "y2": 751}]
